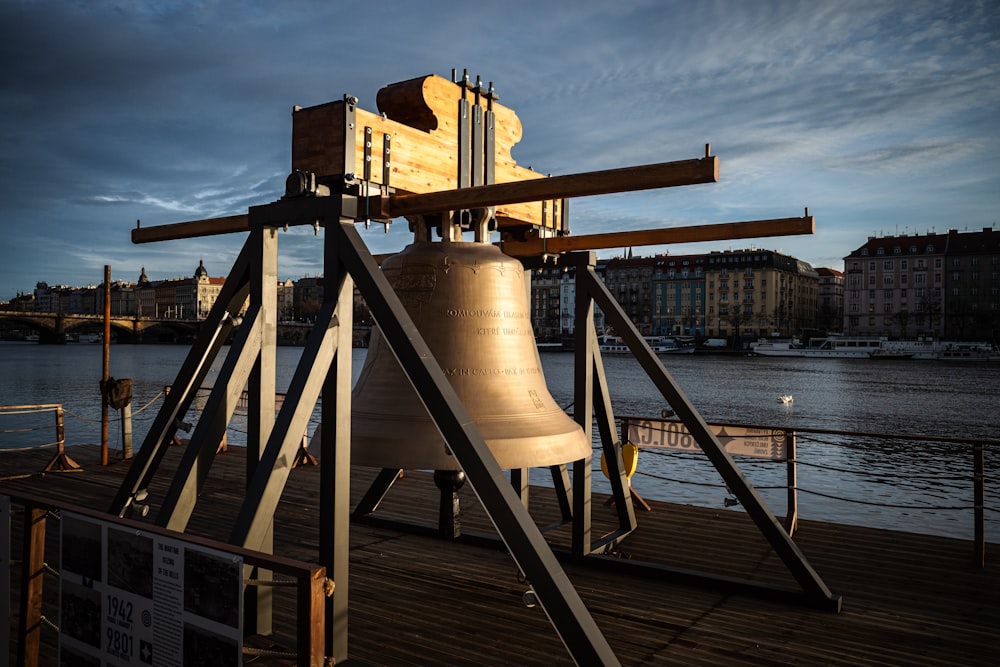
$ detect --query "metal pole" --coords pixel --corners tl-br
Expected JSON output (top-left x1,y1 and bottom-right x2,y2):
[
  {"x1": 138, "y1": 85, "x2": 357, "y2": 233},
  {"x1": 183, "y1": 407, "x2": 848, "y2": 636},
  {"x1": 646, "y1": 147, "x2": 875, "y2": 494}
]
[{"x1": 102, "y1": 265, "x2": 111, "y2": 466}]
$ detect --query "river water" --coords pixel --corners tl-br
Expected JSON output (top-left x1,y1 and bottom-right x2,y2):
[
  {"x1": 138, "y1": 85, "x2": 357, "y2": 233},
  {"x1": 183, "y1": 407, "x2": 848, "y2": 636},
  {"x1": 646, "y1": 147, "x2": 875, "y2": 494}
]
[{"x1": 1, "y1": 341, "x2": 997, "y2": 542}]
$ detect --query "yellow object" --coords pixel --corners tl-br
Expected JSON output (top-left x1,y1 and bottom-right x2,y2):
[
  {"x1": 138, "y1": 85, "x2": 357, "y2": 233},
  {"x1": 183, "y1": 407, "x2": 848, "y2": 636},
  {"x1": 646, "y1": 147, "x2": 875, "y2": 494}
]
[{"x1": 600, "y1": 442, "x2": 639, "y2": 479}]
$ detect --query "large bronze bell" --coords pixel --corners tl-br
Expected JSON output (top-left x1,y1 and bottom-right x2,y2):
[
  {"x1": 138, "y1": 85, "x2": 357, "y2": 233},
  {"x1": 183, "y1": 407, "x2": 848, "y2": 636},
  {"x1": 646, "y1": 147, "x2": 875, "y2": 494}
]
[{"x1": 351, "y1": 229, "x2": 590, "y2": 471}]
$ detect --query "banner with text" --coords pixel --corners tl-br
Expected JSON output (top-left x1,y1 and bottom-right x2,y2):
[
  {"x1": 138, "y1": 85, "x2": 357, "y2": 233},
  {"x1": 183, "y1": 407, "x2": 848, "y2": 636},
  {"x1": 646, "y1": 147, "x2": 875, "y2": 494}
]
[{"x1": 626, "y1": 418, "x2": 787, "y2": 461}]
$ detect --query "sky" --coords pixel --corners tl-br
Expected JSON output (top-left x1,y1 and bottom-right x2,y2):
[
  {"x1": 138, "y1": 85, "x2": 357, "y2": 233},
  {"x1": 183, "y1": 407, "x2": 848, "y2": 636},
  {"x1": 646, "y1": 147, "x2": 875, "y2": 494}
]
[{"x1": 1, "y1": 0, "x2": 998, "y2": 300}]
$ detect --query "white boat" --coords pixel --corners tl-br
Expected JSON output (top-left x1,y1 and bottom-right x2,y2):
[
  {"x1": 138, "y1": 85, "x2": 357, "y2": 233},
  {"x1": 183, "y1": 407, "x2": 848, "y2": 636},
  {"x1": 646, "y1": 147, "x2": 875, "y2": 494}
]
[
  {"x1": 777, "y1": 394, "x2": 794, "y2": 404},
  {"x1": 933, "y1": 342, "x2": 1000, "y2": 362},
  {"x1": 750, "y1": 337, "x2": 884, "y2": 358},
  {"x1": 599, "y1": 335, "x2": 696, "y2": 355},
  {"x1": 884, "y1": 340, "x2": 1000, "y2": 361},
  {"x1": 752, "y1": 336, "x2": 1000, "y2": 361}
]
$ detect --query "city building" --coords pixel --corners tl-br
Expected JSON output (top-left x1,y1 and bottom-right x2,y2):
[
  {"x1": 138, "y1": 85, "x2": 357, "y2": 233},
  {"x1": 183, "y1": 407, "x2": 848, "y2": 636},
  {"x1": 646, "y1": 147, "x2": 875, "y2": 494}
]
[
  {"x1": 843, "y1": 228, "x2": 999, "y2": 340},
  {"x1": 651, "y1": 254, "x2": 706, "y2": 337},
  {"x1": 529, "y1": 266, "x2": 563, "y2": 342},
  {"x1": 704, "y1": 249, "x2": 819, "y2": 342},
  {"x1": 602, "y1": 254, "x2": 658, "y2": 335},
  {"x1": 816, "y1": 268, "x2": 844, "y2": 334}
]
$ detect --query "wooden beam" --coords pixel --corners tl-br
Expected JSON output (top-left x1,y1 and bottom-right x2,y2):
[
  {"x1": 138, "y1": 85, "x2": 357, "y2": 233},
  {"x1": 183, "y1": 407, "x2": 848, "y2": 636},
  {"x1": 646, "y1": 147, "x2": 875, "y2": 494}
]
[
  {"x1": 130, "y1": 158, "x2": 719, "y2": 244},
  {"x1": 132, "y1": 214, "x2": 249, "y2": 244},
  {"x1": 389, "y1": 157, "x2": 718, "y2": 218},
  {"x1": 499, "y1": 216, "x2": 814, "y2": 256}
]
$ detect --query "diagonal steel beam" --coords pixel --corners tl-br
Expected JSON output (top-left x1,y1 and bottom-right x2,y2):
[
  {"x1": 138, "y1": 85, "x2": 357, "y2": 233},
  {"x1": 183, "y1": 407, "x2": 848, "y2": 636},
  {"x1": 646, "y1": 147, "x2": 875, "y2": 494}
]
[
  {"x1": 156, "y1": 303, "x2": 264, "y2": 531},
  {"x1": 108, "y1": 243, "x2": 252, "y2": 516},
  {"x1": 337, "y1": 220, "x2": 620, "y2": 666},
  {"x1": 230, "y1": 296, "x2": 344, "y2": 549},
  {"x1": 580, "y1": 266, "x2": 841, "y2": 610}
]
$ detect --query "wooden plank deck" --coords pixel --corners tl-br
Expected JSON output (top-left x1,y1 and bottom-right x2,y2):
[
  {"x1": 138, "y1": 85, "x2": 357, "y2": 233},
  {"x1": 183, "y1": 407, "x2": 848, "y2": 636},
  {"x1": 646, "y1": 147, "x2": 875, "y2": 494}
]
[{"x1": 3, "y1": 444, "x2": 997, "y2": 666}]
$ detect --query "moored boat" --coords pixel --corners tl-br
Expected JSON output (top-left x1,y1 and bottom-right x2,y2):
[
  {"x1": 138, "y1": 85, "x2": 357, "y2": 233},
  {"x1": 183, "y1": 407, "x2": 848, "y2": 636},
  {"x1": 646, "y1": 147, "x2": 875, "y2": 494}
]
[
  {"x1": 750, "y1": 336, "x2": 883, "y2": 358},
  {"x1": 752, "y1": 336, "x2": 1000, "y2": 361},
  {"x1": 598, "y1": 335, "x2": 696, "y2": 355}
]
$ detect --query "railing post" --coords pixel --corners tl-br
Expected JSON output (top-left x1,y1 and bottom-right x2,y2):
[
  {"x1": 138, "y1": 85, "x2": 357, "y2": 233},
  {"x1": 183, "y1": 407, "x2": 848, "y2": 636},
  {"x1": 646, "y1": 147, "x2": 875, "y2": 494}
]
[
  {"x1": 16, "y1": 506, "x2": 46, "y2": 667},
  {"x1": 785, "y1": 432, "x2": 798, "y2": 537},
  {"x1": 298, "y1": 567, "x2": 328, "y2": 667},
  {"x1": 974, "y1": 442, "x2": 984, "y2": 568},
  {"x1": 43, "y1": 406, "x2": 79, "y2": 473}
]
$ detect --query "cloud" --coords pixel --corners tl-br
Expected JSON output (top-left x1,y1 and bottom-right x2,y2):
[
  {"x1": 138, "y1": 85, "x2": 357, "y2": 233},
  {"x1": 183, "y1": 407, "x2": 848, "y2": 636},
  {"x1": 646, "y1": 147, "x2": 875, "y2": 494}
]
[{"x1": 1, "y1": 0, "x2": 999, "y2": 300}]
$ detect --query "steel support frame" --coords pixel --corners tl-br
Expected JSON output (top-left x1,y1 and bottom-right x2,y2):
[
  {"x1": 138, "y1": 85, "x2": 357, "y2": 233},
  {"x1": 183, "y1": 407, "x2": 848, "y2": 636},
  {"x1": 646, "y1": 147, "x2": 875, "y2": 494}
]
[
  {"x1": 108, "y1": 245, "x2": 252, "y2": 516},
  {"x1": 336, "y1": 218, "x2": 619, "y2": 665},
  {"x1": 572, "y1": 255, "x2": 841, "y2": 610},
  {"x1": 570, "y1": 253, "x2": 637, "y2": 556}
]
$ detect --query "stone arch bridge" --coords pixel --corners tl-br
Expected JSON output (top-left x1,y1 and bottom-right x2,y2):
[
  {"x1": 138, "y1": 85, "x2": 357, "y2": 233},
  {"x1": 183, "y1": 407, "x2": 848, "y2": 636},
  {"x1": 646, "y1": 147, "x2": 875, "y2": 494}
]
[{"x1": 0, "y1": 311, "x2": 199, "y2": 343}]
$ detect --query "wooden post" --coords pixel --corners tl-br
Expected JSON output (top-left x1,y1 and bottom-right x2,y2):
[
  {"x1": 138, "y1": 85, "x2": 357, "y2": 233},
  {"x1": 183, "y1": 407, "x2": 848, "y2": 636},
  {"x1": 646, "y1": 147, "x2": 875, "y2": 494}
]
[
  {"x1": 121, "y1": 402, "x2": 133, "y2": 459},
  {"x1": 16, "y1": 506, "x2": 46, "y2": 667},
  {"x1": 298, "y1": 567, "x2": 328, "y2": 667},
  {"x1": 102, "y1": 265, "x2": 111, "y2": 466},
  {"x1": 43, "y1": 406, "x2": 80, "y2": 472}
]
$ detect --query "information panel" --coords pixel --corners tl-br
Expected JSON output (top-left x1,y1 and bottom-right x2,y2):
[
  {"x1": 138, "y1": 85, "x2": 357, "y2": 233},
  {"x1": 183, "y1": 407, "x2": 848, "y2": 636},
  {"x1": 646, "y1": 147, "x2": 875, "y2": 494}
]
[
  {"x1": 59, "y1": 512, "x2": 243, "y2": 666},
  {"x1": 626, "y1": 418, "x2": 787, "y2": 461}
]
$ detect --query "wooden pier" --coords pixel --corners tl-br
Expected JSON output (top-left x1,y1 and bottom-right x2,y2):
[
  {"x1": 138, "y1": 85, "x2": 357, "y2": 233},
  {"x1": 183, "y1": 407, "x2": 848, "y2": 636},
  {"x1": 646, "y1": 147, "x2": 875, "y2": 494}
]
[{"x1": 2, "y1": 443, "x2": 996, "y2": 666}]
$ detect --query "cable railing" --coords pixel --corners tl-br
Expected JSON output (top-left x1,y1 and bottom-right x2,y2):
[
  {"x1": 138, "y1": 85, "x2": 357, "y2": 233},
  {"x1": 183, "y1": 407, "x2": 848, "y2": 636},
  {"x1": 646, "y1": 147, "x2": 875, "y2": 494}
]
[
  {"x1": 0, "y1": 403, "x2": 79, "y2": 474},
  {"x1": 616, "y1": 415, "x2": 994, "y2": 567}
]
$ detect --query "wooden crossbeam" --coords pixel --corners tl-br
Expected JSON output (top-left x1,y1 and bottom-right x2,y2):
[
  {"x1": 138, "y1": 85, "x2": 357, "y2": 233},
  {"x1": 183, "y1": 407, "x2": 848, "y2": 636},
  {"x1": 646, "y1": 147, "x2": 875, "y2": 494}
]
[
  {"x1": 131, "y1": 158, "x2": 718, "y2": 244},
  {"x1": 387, "y1": 157, "x2": 718, "y2": 218},
  {"x1": 499, "y1": 216, "x2": 815, "y2": 257}
]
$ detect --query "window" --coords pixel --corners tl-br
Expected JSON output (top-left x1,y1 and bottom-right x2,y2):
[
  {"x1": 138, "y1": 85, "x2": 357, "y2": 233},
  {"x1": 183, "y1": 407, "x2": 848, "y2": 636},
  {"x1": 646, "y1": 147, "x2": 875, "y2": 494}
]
[
  {"x1": 884, "y1": 260, "x2": 893, "y2": 270},
  {"x1": 884, "y1": 303, "x2": 893, "y2": 313},
  {"x1": 877, "y1": 247, "x2": 885, "y2": 255},
  {"x1": 884, "y1": 289, "x2": 892, "y2": 299}
]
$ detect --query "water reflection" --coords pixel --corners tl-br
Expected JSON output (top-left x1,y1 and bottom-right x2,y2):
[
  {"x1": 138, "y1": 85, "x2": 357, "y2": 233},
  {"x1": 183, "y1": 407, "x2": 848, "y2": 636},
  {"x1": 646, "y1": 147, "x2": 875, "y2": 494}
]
[{"x1": 1, "y1": 343, "x2": 996, "y2": 541}]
